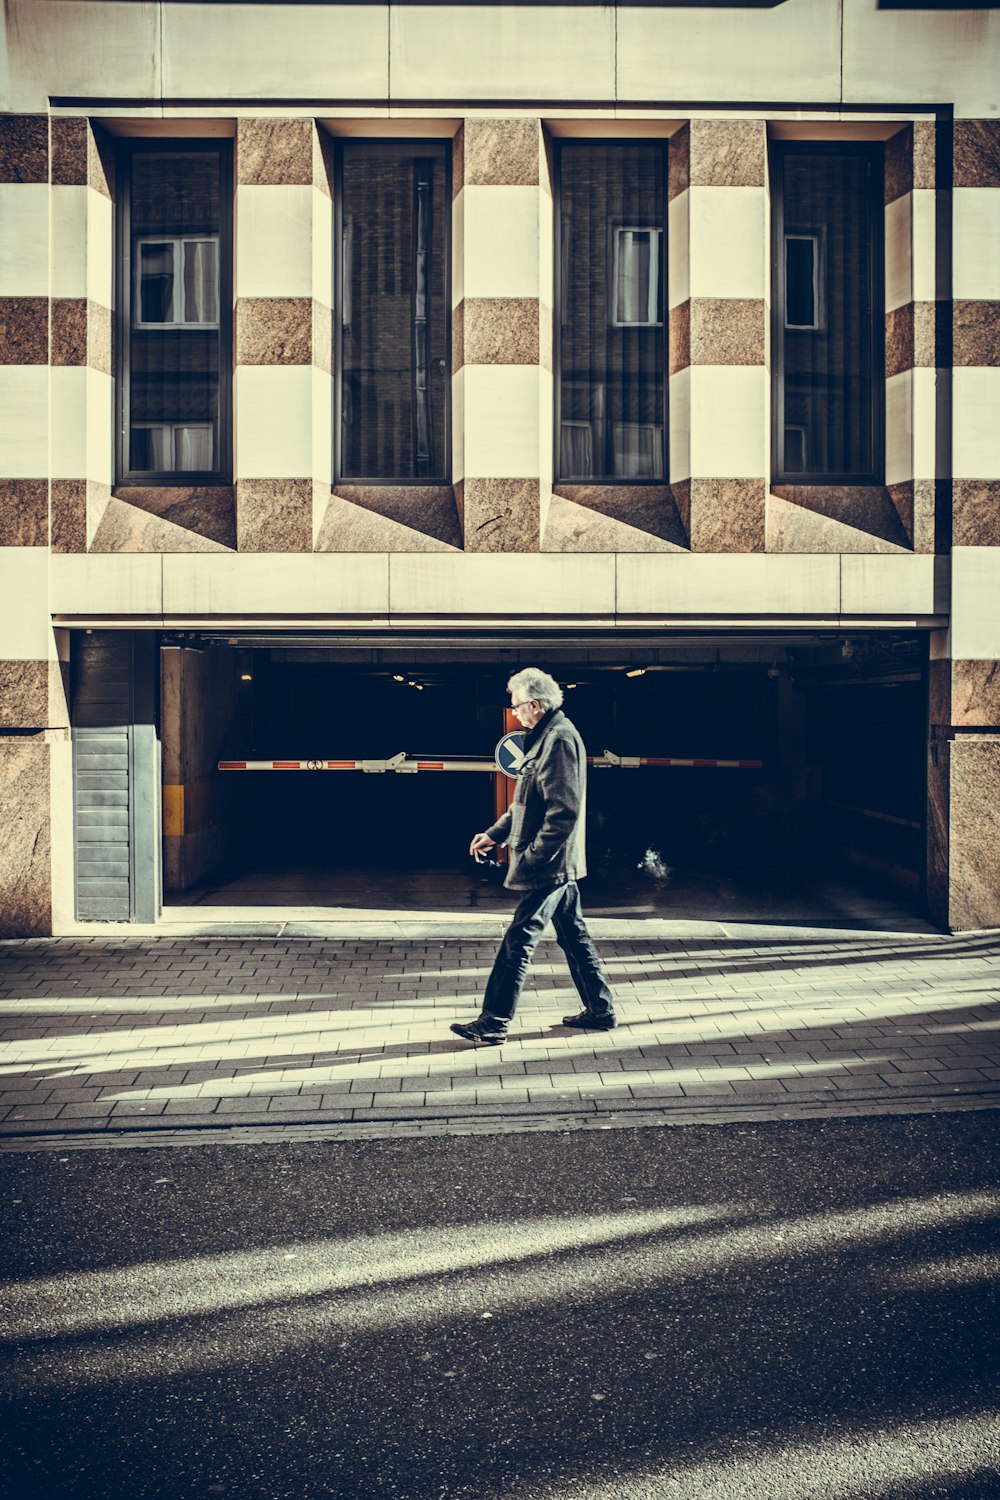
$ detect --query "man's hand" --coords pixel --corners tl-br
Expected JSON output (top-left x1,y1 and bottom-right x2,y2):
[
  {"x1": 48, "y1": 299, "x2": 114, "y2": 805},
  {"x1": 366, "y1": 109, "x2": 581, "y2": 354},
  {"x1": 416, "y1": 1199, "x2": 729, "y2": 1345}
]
[{"x1": 469, "y1": 832, "x2": 496, "y2": 857}]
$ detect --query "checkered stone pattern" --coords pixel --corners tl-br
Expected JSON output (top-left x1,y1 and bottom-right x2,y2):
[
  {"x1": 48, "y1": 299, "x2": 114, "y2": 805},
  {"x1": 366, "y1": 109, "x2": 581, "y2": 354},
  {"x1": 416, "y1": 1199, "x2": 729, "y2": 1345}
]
[
  {"x1": 928, "y1": 120, "x2": 1000, "y2": 931},
  {"x1": 0, "y1": 931, "x2": 997, "y2": 1138},
  {"x1": 234, "y1": 118, "x2": 333, "y2": 553}
]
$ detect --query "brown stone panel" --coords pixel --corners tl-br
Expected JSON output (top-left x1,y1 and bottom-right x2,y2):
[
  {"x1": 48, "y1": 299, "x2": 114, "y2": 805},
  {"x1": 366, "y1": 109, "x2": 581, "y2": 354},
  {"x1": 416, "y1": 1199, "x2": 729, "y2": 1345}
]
[
  {"x1": 671, "y1": 478, "x2": 691, "y2": 537},
  {"x1": 463, "y1": 119, "x2": 538, "y2": 187},
  {"x1": 462, "y1": 477, "x2": 540, "y2": 551},
  {"x1": 314, "y1": 126, "x2": 335, "y2": 198},
  {"x1": 452, "y1": 123, "x2": 464, "y2": 199},
  {"x1": 954, "y1": 120, "x2": 1000, "y2": 189},
  {"x1": 914, "y1": 301, "x2": 936, "y2": 369},
  {"x1": 928, "y1": 658, "x2": 951, "y2": 729},
  {"x1": 51, "y1": 479, "x2": 88, "y2": 554},
  {"x1": 948, "y1": 735, "x2": 1000, "y2": 930},
  {"x1": 49, "y1": 657, "x2": 70, "y2": 730},
  {"x1": 888, "y1": 480, "x2": 914, "y2": 547},
  {"x1": 0, "y1": 480, "x2": 48, "y2": 547},
  {"x1": 0, "y1": 660, "x2": 48, "y2": 728},
  {"x1": 237, "y1": 118, "x2": 313, "y2": 186},
  {"x1": 885, "y1": 303, "x2": 914, "y2": 379},
  {"x1": 463, "y1": 298, "x2": 539, "y2": 365},
  {"x1": 0, "y1": 736, "x2": 51, "y2": 938},
  {"x1": 0, "y1": 116, "x2": 48, "y2": 184},
  {"x1": 689, "y1": 119, "x2": 765, "y2": 189},
  {"x1": 925, "y1": 735, "x2": 950, "y2": 927},
  {"x1": 237, "y1": 478, "x2": 313, "y2": 552},
  {"x1": 913, "y1": 120, "x2": 936, "y2": 191},
  {"x1": 772, "y1": 485, "x2": 910, "y2": 550},
  {"x1": 51, "y1": 117, "x2": 88, "y2": 186},
  {"x1": 87, "y1": 127, "x2": 114, "y2": 198},
  {"x1": 317, "y1": 489, "x2": 461, "y2": 552},
  {"x1": 952, "y1": 661, "x2": 1000, "y2": 728},
  {"x1": 669, "y1": 301, "x2": 690, "y2": 376},
  {"x1": 92, "y1": 496, "x2": 232, "y2": 554},
  {"x1": 688, "y1": 478, "x2": 766, "y2": 553},
  {"x1": 51, "y1": 298, "x2": 88, "y2": 366},
  {"x1": 884, "y1": 126, "x2": 913, "y2": 206},
  {"x1": 332, "y1": 484, "x2": 462, "y2": 550},
  {"x1": 88, "y1": 300, "x2": 112, "y2": 376},
  {"x1": 911, "y1": 478, "x2": 936, "y2": 554},
  {"x1": 954, "y1": 301, "x2": 1000, "y2": 366},
  {"x1": 236, "y1": 298, "x2": 313, "y2": 365},
  {"x1": 112, "y1": 486, "x2": 237, "y2": 550},
  {"x1": 668, "y1": 123, "x2": 690, "y2": 202},
  {"x1": 0, "y1": 297, "x2": 48, "y2": 364},
  {"x1": 552, "y1": 485, "x2": 688, "y2": 549},
  {"x1": 690, "y1": 298, "x2": 765, "y2": 366},
  {"x1": 953, "y1": 480, "x2": 1000, "y2": 547}
]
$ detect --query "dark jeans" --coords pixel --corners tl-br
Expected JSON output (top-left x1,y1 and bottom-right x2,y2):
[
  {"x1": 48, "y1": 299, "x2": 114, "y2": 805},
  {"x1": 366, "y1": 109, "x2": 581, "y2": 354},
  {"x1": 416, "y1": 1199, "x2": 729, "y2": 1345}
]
[{"x1": 482, "y1": 880, "x2": 615, "y2": 1025}]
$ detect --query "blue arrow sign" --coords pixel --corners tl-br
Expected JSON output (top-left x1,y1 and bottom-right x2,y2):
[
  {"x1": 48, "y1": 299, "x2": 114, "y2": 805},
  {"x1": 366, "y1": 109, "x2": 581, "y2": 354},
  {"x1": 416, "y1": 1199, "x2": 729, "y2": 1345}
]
[{"x1": 494, "y1": 731, "x2": 526, "y2": 778}]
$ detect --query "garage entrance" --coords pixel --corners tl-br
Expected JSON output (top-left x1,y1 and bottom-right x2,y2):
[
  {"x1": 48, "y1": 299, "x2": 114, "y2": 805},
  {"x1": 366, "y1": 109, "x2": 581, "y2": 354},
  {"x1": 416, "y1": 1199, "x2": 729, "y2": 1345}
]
[{"x1": 157, "y1": 632, "x2": 931, "y2": 928}]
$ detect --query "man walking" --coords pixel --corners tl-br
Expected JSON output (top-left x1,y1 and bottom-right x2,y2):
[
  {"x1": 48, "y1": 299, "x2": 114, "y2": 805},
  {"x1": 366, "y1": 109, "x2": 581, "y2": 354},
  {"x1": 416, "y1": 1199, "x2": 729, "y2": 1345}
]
[{"x1": 451, "y1": 668, "x2": 617, "y2": 1045}]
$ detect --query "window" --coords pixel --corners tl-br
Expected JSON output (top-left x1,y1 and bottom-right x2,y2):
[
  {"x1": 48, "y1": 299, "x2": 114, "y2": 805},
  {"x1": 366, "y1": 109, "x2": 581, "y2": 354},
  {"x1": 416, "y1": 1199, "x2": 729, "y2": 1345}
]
[
  {"x1": 771, "y1": 143, "x2": 884, "y2": 486},
  {"x1": 556, "y1": 142, "x2": 667, "y2": 483},
  {"x1": 117, "y1": 141, "x2": 232, "y2": 485},
  {"x1": 336, "y1": 140, "x2": 450, "y2": 483}
]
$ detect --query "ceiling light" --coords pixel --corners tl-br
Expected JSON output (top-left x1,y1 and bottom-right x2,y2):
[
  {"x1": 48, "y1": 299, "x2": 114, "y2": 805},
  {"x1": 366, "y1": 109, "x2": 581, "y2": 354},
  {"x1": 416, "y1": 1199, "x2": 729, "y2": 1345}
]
[
  {"x1": 393, "y1": 674, "x2": 406, "y2": 682},
  {"x1": 240, "y1": 673, "x2": 252, "y2": 682},
  {"x1": 625, "y1": 667, "x2": 646, "y2": 678}
]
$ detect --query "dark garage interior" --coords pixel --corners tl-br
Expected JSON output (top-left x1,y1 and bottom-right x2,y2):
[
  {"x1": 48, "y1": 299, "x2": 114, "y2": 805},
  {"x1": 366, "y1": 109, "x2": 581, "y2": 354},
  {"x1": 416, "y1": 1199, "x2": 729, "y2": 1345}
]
[{"x1": 157, "y1": 633, "x2": 931, "y2": 927}]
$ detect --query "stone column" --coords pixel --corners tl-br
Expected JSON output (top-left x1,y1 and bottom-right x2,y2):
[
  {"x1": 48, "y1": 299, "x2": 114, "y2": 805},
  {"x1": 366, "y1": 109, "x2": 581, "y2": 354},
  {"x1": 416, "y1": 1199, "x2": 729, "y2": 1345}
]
[
  {"x1": 929, "y1": 119, "x2": 1000, "y2": 930},
  {"x1": 234, "y1": 117, "x2": 332, "y2": 552},
  {"x1": 669, "y1": 119, "x2": 768, "y2": 552}
]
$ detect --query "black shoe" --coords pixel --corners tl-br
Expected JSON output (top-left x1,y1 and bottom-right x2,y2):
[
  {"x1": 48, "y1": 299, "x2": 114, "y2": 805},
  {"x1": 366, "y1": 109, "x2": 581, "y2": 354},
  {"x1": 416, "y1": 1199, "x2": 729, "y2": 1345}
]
[
  {"x1": 450, "y1": 1017, "x2": 508, "y2": 1045},
  {"x1": 562, "y1": 1011, "x2": 617, "y2": 1031}
]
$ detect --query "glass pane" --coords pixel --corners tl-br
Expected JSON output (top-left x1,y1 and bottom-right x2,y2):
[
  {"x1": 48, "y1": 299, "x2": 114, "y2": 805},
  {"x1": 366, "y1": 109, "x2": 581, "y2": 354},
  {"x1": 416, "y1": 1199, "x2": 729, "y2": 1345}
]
[
  {"x1": 139, "y1": 242, "x2": 175, "y2": 323},
  {"x1": 779, "y1": 150, "x2": 879, "y2": 480},
  {"x1": 559, "y1": 144, "x2": 665, "y2": 481},
  {"x1": 340, "y1": 143, "x2": 449, "y2": 481},
  {"x1": 129, "y1": 151, "x2": 222, "y2": 475},
  {"x1": 175, "y1": 425, "x2": 213, "y2": 470},
  {"x1": 183, "y1": 240, "x2": 219, "y2": 325}
]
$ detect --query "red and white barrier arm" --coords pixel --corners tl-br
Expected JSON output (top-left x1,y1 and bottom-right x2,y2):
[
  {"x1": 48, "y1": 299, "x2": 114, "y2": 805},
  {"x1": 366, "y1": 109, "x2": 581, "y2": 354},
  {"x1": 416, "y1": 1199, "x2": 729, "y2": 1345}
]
[{"x1": 218, "y1": 752, "x2": 763, "y2": 772}]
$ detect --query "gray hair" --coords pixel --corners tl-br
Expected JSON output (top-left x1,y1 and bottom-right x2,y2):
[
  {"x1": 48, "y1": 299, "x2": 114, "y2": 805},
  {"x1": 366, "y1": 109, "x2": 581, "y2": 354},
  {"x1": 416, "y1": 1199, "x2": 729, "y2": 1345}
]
[{"x1": 507, "y1": 667, "x2": 564, "y2": 711}]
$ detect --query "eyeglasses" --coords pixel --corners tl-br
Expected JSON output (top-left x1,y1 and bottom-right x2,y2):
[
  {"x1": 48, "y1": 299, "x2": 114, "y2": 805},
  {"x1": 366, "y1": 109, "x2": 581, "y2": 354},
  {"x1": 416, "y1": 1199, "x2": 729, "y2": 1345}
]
[{"x1": 511, "y1": 699, "x2": 535, "y2": 711}]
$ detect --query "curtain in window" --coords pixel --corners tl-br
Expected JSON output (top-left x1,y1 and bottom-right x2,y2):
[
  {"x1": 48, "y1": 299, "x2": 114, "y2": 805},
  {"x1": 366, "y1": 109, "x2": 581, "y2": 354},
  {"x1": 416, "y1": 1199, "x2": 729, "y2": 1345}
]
[
  {"x1": 340, "y1": 142, "x2": 449, "y2": 482},
  {"x1": 776, "y1": 148, "x2": 881, "y2": 483},
  {"x1": 558, "y1": 143, "x2": 666, "y2": 482},
  {"x1": 129, "y1": 151, "x2": 222, "y2": 476}
]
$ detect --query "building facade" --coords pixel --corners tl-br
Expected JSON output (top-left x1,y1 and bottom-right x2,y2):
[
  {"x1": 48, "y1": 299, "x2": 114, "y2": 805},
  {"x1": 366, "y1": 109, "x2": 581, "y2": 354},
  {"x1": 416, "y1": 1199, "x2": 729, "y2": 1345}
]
[{"x1": 0, "y1": 0, "x2": 998, "y2": 935}]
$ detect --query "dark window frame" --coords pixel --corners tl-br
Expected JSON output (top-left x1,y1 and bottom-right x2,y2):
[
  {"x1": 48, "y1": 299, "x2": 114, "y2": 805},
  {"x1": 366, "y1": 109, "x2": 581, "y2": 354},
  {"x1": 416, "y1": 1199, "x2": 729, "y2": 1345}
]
[
  {"x1": 553, "y1": 138, "x2": 669, "y2": 487},
  {"x1": 333, "y1": 136, "x2": 452, "y2": 487},
  {"x1": 115, "y1": 138, "x2": 234, "y2": 488},
  {"x1": 770, "y1": 139, "x2": 885, "y2": 488}
]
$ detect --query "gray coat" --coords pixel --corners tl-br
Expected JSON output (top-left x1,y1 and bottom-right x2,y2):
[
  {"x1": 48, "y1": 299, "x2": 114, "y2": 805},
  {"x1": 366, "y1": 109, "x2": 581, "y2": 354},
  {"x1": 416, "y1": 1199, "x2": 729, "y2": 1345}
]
[{"x1": 486, "y1": 708, "x2": 589, "y2": 891}]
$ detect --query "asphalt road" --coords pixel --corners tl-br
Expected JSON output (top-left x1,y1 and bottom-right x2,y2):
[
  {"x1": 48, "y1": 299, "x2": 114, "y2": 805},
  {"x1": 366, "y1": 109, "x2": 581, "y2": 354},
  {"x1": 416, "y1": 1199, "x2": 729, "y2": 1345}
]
[{"x1": 2, "y1": 1115, "x2": 999, "y2": 1500}]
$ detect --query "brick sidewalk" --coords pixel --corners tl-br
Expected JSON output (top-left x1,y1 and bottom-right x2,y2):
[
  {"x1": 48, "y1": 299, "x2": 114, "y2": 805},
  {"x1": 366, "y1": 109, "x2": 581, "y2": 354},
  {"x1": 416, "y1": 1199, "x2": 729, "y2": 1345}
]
[{"x1": 1, "y1": 927, "x2": 999, "y2": 1145}]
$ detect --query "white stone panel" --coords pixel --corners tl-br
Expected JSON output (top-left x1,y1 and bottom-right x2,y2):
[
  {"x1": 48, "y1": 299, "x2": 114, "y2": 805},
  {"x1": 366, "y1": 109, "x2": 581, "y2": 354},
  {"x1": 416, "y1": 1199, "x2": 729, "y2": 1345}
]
[
  {"x1": 0, "y1": 369, "x2": 48, "y2": 477},
  {"x1": 951, "y1": 548, "x2": 1000, "y2": 660},
  {"x1": 616, "y1": 554, "x2": 840, "y2": 618},
  {"x1": 538, "y1": 189, "x2": 554, "y2": 311},
  {"x1": 452, "y1": 364, "x2": 465, "y2": 484},
  {"x1": 885, "y1": 370, "x2": 913, "y2": 489},
  {"x1": 2, "y1": 0, "x2": 160, "y2": 112},
  {"x1": 688, "y1": 189, "x2": 765, "y2": 300},
  {"x1": 86, "y1": 370, "x2": 114, "y2": 487},
  {"x1": 49, "y1": 368, "x2": 88, "y2": 481},
  {"x1": 390, "y1": 554, "x2": 615, "y2": 617},
  {"x1": 461, "y1": 187, "x2": 540, "y2": 299},
  {"x1": 463, "y1": 365, "x2": 539, "y2": 478},
  {"x1": 86, "y1": 189, "x2": 113, "y2": 309},
  {"x1": 161, "y1": 554, "x2": 390, "y2": 619},
  {"x1": 0, "y1": 549, "x2": 51, "y2": 658},
  {"x1": 0, "y1": 185, "x2": 49, "y2": 296},
  {"x1": 667, "y1": 190, "x2": 689, "y2": 311},
  {"x1": 912, "y1": 368, "x2": 937, "y2": 483},
  {"x1": 537, "y1": 367, "x2": 554, "y2": 490},
  {"x1": 954, "y1": 189, "x2": 1000, "y2": 302},
  {"x1": 236, "y1": 186, "x2": 315, "y2": 299},
  {"x1": 884, "y1": 194, "x2": 912, "y2": 315},
  {"x1": 669, "y1": 367, "x2": 691, "y2": 484},
  {"x1": 842, "y1": 0, "x2": 1000, "y2": 116},
  {"x1": 311, "y1": 367, "x2": 333, "y2": 488},
  {"x1": 50, "y1": 186, "x2": 88, "y2": 301},
  {"x1": 162, "y1": 3, "x2": 389, "y2": 100},
  {"x1": 390, "y1": 5, "x2": 615, "y2": 102},
  {"x1": 953, "y1": 368, "x2": 1000, "y2": 480},
  {"x1": 689, "y1": 366, "x2": 766, "y2": 479},
  {"x1": 49, "y1": 555, "x2": 164, "y2": 619},
  {"x1": 451, "y1": 189, "x2": 465, "y2": 308},
  {"x1": 235, "y1": 367, "x2": 314, "y2": 478},
  {"x1": 840, "y1": 556, "x2": 940, "y2": 617},
  {"x1": 617, "y1": 0, "x2": 841, "y2": 103},
  {"x1": 312, "y1": 185, "x2": 333, "y2": 300},
  {"x1": 911, "y1": 190, "x2": 936, "y2": 306}
]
